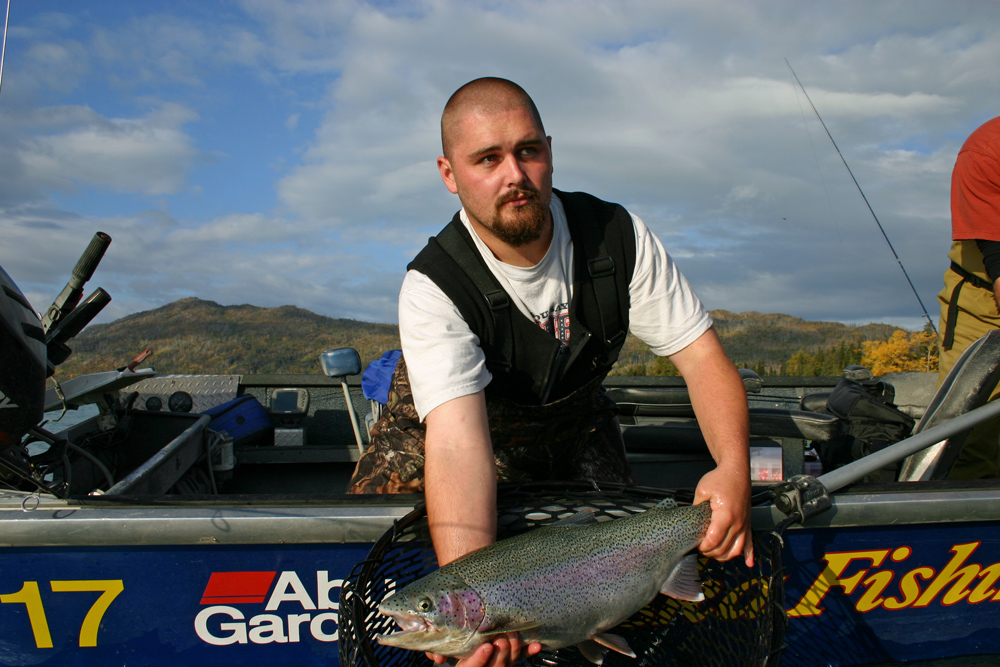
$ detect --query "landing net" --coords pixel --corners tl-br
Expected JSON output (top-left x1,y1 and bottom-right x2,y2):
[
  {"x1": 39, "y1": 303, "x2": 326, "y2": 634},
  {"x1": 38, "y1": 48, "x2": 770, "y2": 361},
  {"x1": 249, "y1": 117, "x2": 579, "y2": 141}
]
[{"x1": 340, "y1": 482, "x2": 787, "y2": 667}]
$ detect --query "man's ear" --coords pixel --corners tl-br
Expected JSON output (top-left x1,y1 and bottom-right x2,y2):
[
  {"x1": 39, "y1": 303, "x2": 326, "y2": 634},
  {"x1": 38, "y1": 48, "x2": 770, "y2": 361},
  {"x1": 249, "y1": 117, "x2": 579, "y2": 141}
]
[{"x1": 437, "y1": 156, "x2": 459, "y2": 194}]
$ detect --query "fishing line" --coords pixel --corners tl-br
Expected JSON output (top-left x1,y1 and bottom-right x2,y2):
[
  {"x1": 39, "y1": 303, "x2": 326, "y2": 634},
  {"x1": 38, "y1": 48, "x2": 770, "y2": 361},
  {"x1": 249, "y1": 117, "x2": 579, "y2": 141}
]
[
  {"x1": 784, "y1": 58, "x2": 938, "y2": 334},
  {"x1": 788, "y1": 68, "x2": 843, "y2": 245}
]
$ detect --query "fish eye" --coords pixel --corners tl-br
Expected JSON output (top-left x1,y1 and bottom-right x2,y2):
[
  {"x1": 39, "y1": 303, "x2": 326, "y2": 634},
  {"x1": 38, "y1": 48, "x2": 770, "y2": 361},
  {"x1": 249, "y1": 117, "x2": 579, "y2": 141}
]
[{"x1": 416, "y1": 597, "x2": 433, "y2": 612}]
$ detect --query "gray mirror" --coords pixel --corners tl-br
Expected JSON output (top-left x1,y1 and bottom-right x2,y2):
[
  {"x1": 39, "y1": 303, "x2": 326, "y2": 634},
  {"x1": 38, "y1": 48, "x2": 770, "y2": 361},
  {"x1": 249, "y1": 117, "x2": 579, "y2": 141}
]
[{"x1": 320, "y1": 347, "x2": 362, "y2": 378}]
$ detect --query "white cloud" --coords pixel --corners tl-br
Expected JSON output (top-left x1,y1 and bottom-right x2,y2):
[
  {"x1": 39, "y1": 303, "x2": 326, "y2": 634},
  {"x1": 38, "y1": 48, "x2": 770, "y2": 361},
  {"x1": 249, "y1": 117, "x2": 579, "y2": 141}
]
[
  {"x1": 3, "y1": 0, "x2": 1000, "y2": 332},
  {"x1": 17, "y1": 104, "x2": 201, "y2": 196}
]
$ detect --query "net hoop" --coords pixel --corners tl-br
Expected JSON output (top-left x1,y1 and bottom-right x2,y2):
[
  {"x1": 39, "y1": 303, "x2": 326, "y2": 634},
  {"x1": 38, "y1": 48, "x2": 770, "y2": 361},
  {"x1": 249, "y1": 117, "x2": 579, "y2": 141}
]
[{"x1": 339, "y1": 481, "x2": 788, "y2": 667}]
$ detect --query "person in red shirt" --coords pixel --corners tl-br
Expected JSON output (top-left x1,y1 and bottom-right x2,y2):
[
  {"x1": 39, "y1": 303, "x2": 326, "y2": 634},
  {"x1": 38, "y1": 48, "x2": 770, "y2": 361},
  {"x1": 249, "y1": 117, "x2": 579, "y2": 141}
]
[{"x1": 937, "y1": 115, "x2": 1000, "y2": 478}]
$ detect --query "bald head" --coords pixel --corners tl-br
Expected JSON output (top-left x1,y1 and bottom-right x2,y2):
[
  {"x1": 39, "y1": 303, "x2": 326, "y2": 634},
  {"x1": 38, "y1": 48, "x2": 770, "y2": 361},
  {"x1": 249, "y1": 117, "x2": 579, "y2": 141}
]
[{"x1": 441, "y1": 77, "x2": 545, "y2": 159}]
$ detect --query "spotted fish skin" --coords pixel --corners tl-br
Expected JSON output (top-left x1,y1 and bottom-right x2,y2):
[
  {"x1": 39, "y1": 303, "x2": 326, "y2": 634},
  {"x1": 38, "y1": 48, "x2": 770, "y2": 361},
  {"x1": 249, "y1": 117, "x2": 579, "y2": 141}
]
[{"x1": 378, "y1": 499, "x2": 712, "y2": 663}]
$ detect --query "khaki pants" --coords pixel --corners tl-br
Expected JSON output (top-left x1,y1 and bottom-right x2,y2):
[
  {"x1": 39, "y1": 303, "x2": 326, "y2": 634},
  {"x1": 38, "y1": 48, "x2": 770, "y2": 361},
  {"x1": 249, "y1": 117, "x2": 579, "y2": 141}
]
[{"x1": 938, "y1": 258, "x2": 1000, "y2": 479}]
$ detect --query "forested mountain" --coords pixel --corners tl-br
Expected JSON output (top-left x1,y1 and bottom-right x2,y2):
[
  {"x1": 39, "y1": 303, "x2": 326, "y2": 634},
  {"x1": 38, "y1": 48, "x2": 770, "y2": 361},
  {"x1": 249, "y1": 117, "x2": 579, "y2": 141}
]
[
  {"x1": 54, "y1": 298, "x2": 401, "y2": 378},
  {"x1": 52, "y1": 298, "x2": 902, "y2": 379},
  {"x1": 614, "y1": 310, "x2": 899, "y2": 376}
]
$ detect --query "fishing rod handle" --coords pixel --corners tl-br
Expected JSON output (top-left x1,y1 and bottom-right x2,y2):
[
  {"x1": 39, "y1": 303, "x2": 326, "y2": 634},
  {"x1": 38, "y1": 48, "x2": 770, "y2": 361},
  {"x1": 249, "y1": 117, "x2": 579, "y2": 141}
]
[{"x1": 70, "y1": 231, "x2": 112, "y2": 285}]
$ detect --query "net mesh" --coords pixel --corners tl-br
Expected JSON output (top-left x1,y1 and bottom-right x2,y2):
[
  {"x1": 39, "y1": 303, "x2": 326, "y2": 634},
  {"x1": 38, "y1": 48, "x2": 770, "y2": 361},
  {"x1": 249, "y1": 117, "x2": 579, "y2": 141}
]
[{"x1": 339, "y1": 482, "x2": 787, "y2": 667}]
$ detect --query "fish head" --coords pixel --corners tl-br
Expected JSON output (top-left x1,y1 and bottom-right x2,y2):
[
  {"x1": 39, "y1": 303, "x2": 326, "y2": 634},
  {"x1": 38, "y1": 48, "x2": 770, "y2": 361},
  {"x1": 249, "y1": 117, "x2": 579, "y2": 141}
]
[{"x1": 377, "y1": 571, "x2": 486, "y2": 657}]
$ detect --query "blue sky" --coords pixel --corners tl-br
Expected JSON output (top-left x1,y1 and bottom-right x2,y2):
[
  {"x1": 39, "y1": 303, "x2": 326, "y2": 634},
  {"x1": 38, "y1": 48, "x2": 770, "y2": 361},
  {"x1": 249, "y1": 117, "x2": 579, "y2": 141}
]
[{"x1": 2, "y1": 0, "x2": 999, "y2": 332}]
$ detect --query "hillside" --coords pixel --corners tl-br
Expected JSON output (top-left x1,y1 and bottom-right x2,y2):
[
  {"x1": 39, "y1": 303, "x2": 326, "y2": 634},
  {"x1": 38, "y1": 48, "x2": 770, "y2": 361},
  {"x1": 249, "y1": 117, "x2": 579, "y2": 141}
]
[
  {"x1": 54, "y1": 298, "x2": 401, "y2": 378},
  {"x1": 52, "y1": 298, "x2": 901, "y2": 379},
  {"x1": 615, "y1": 310, "x2": 898, "y2": 375}
]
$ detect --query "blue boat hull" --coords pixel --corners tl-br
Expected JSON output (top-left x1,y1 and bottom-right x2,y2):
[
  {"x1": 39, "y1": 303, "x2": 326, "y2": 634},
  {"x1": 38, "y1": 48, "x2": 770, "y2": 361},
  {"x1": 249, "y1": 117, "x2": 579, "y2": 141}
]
[
  {"x1": 3, "y1": 487, "x2": 1000, "y2": 666},
  {"x1": 782, "y1": 520, "x2": 1000, "y2": 666}
]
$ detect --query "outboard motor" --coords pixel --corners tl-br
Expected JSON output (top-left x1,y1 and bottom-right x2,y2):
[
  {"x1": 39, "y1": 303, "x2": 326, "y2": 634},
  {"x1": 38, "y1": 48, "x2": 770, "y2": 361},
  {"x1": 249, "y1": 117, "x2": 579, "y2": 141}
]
[
  {"x1": 0, "y1": 267, "x2": 47, "y2": 476},
  {"x1": 0, "y1": 232, "x2": 112, "y2": 488}
]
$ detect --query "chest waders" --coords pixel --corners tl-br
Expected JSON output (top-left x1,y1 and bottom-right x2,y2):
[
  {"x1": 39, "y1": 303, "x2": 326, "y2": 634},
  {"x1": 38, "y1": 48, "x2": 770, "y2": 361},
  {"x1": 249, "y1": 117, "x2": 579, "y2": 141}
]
[{"x1": 348, "y1": 191, "x2": 636, "y2": 494}]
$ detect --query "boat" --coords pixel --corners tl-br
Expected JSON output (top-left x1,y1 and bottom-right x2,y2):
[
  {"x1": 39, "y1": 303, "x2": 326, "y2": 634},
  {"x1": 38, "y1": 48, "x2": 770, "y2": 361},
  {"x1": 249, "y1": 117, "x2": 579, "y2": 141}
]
[{"x1": 3, "y1": 232, "x2": 1000, "y2": 667}]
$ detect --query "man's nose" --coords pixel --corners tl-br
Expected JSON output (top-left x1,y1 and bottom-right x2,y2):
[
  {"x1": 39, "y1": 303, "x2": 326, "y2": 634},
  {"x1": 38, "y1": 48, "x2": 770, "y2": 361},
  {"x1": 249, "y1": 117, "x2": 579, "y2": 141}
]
[{"x1": 502, "y1": 154, "x2": 527, "y2": 185}]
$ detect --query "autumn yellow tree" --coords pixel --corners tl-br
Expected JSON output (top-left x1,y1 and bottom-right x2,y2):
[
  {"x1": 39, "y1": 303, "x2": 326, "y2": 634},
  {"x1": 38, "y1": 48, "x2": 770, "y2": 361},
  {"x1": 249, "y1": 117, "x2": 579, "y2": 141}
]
[{"x1": 861, "y1": 328, "x2": 939, "y2": 375}]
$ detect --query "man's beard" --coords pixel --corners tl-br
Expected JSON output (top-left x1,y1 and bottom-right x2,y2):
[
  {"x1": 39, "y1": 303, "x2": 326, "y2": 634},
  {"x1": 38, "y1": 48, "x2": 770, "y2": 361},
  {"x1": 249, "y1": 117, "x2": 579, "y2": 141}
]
[{"x1": 484, "y1": 189, "x2": 547, "y2": 247}]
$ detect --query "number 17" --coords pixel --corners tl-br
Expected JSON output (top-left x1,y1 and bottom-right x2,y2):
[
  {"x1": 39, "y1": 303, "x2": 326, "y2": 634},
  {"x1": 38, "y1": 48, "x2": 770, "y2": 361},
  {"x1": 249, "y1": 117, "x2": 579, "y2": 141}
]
[{"x1": 1, "y1": 580, "x2": 124, "y2": 648}]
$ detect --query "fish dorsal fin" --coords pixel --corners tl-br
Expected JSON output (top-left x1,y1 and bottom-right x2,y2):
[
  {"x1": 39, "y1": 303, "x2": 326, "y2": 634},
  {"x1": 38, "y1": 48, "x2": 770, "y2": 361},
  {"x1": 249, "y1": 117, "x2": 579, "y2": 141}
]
[
  {"x1": 549, "y1": 509, "x2": 597, "y2": 528},
  {"x1": 592, "y1": 632, "x2": 635, "y2": 658},
  {"x1": 576, "y1": 639, "x2": 607, "y2": 665},
  {"x1": 480, "y1": 620, "x2": 542, "y2": 637},
  {"x1": 659, "y1": 553, "x2": 704, "y2": 602},
  {"x1": 654, "y1": 497, "x2": 679, "y2": 509}
]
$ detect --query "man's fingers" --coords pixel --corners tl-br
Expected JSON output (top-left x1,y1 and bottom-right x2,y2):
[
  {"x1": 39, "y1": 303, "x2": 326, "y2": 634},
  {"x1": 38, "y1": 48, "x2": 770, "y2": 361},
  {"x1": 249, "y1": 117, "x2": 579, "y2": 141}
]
[
  {"x1": 485, "y1": 637, "x2": 514, "y2": 667},
  {"x1": 505, "y1": 633, "x2": 522, "y2": 658}
]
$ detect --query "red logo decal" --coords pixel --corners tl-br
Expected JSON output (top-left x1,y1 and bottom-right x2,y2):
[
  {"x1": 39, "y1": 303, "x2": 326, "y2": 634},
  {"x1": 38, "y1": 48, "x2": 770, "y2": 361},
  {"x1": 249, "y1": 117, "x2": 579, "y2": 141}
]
[{"x1": 200, "y1": 571, "x2": 277, "y2": 605}]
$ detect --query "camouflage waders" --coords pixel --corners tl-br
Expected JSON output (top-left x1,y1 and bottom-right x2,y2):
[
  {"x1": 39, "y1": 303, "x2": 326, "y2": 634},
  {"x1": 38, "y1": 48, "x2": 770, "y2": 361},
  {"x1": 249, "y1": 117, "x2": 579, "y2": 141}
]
[{"x1": 347, "y1": 357, "x2": 633, "y2": 494}]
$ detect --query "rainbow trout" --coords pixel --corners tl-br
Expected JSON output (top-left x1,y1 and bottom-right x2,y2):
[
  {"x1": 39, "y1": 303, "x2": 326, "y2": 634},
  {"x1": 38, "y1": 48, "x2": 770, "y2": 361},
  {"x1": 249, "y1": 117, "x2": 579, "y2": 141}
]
[{"x1": 377, "y1": 498, "x2": 712, "y2": 664}]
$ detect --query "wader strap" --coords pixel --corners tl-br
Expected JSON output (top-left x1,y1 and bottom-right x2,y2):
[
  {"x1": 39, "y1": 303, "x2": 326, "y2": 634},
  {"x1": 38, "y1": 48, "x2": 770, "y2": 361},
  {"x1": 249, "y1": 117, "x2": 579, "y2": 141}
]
[
  {"x1": 943, "y1": 261, "x2": 995, "y2": 351},
  {"x1": 580, "y1": 231, "x2": 625, "y2": 365},
  {"x1": 436, "y1": 223, "x2": 513, "y2": 370}
]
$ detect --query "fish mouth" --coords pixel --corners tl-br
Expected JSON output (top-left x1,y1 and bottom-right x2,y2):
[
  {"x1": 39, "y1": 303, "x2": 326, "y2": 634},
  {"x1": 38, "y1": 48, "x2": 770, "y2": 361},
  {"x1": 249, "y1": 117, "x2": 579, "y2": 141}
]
[
  {"x1": 383, "y1": 612, "x2": 435, "y2": 636},
  {"x1": 377, "y1": 611, "x2": 476, "y2": 656},
  {"x1": 377, "y1": 611, "x2": 441, "y2": 647}
]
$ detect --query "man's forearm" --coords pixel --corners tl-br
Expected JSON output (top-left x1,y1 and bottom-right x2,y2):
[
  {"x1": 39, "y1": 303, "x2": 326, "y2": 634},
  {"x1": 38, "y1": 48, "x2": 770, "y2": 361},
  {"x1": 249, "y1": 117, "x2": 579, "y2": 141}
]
[
  {"x1": 672, "y1": 329, "x2": 750, "y2": 466},
  {"x1": 424, "y1": 392, "x2": 497, "y2": 566},
  {"x1": 669, "y1": 328, "x2": 753, "y2": 564}
]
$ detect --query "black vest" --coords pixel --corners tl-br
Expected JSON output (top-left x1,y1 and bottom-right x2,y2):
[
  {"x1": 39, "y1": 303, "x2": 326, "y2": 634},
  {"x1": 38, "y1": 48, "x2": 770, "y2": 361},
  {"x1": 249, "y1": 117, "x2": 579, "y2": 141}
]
[{"x1": 407, "y1": 190, "x2": 636, "y2": 405}]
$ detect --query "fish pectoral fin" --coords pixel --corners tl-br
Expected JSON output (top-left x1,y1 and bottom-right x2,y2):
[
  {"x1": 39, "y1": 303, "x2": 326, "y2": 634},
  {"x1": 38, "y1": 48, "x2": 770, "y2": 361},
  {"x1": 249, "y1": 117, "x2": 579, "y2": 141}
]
[
  {"x1": 592, "y1": 632, "x2": 636, "y2": 658},
  {"x1": 479, "y1": 621, "x2": 542, "y2": 637},
  {"x1": 659, "y1": 553, "x2": 705, "y2": 602},
  {"x1": 577, "y1": 639, "x2": 608, "y2": 665}
]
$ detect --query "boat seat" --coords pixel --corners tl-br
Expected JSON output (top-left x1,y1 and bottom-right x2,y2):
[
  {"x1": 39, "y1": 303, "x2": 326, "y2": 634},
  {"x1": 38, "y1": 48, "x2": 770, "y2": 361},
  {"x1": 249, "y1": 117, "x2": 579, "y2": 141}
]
[
  {"x1": 612, "y1": 369, "x2": 841, "y2": 483},
  {"x1": 608, "y1": 369, "x2": 764, "y2": 420},
  {"x1": 898, "y1": 330, "x2": 1000, "y2": 481},
  {"x1": 619, "y1": 406, "x2": 839, "y2": 487},
  {"x1": 620, "y1": 408, "x2": 841, "y2": 450},
  {"x1": 747, "y1": 407, "x2": 841, "y2": 441},
  {"x1": 800, "y1": 391, "x2": 831, "y2": 413}
]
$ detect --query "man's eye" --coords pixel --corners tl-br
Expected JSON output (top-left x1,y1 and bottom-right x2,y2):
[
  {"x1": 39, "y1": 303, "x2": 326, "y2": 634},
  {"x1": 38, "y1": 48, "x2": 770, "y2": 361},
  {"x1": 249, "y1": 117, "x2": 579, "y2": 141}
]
[{"x1": 479, "y1": 155, "x2": 498, "y2": 165}]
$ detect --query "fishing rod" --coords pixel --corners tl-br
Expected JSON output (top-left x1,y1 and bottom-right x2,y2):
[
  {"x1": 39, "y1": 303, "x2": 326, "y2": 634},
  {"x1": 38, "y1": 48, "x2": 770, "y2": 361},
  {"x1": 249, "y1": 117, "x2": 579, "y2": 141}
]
[
  {"x1": 785, "y1": 58, "x2": 938, "y2": 334},
  {"x1": 0, "y1": 0, "x2": 9, "y2": 100}
]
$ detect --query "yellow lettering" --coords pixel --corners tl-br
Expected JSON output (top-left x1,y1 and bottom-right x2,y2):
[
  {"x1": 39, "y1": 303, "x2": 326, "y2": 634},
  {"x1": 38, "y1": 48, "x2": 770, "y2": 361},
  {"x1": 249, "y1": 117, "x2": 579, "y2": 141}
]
[
  {"x1": 970, "y1": 563, "x2": 1000, "y2": 603},
  {"x1": 969, "y1": 563, "x2": 1000, "y2": 604},
  {"x1": 883, "y1": 567, "x2": 934, "y2": 610},
  {"x1": 787, "y1": 550, "x2": 890, "y2": 618},
  {"x1": 716, "y1": 578, "x2": 768, "y2": 621},
  {"x1": 50, "y1": 580, "x2": 124, "y2": 647},
  {"x1": 0, "y1": 582, "x2": 53, "y2": 649},
  {"x1": 914, "y1": 543, "x2": 981, "y2": 607},
  {"x1": 856, "y1": 570, "x2": 894, "y2": 613}
]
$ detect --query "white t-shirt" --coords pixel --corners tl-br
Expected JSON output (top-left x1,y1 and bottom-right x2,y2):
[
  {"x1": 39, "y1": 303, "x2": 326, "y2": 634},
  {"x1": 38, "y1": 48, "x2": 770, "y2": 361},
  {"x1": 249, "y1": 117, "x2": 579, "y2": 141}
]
[{"x1": 399, "y1": 193, "x2": 712, "y2": 420}]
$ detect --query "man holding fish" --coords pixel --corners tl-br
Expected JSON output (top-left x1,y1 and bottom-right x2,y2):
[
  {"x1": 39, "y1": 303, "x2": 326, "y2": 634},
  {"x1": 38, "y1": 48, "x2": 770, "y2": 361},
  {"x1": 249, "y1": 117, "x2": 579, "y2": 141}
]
[{"x1": 349, "y1": 77, "x2": 752, "y2": 666}]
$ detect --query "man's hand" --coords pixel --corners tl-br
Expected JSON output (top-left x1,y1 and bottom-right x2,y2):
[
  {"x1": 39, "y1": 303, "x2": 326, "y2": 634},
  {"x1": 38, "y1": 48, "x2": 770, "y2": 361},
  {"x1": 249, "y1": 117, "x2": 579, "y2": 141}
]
[
  {"x1": 694, "y1": 463, "x2": 753, "y2": 567},
  {"x1": 426, "y1": 634, "x2": 543, "y2": 666}
]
